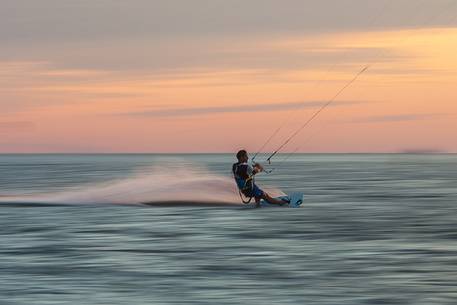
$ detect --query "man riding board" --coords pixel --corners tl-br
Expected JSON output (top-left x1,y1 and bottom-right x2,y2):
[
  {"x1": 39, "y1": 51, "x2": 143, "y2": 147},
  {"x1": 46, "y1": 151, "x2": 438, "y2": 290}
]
[{"x1": 232, "y1": 150, "x2": 288, "y2": 207}]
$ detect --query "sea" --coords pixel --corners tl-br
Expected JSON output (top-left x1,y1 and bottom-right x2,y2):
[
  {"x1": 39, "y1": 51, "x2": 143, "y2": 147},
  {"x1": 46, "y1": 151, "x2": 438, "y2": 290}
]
[{"x1": 0, "y1": 153, "x2": 456, "y2": 305}]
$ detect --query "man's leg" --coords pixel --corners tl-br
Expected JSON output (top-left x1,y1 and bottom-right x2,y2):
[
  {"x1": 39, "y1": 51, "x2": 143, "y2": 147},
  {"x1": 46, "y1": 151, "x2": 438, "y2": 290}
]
[{"x1": 261, "y1": 193, "x2": 288, "y2": 205}]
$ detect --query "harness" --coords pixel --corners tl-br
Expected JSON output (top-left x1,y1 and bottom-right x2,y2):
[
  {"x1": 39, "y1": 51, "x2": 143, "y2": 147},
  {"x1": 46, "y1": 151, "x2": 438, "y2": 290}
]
[{"x1": 232, "y1": 163, "x2": 255, "y2": 204}]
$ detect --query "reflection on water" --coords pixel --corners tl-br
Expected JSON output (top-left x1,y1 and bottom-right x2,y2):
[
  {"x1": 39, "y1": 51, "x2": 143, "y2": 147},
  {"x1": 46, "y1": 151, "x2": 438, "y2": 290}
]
[{"x1": 1, "y1": 154, "x2": 457, "y2": 304}]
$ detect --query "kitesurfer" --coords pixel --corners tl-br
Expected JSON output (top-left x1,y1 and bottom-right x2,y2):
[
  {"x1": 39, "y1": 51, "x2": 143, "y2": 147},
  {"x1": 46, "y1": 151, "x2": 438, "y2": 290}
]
[{"x1": 232, "y1": 150, "x2": 288, "y2": 207}]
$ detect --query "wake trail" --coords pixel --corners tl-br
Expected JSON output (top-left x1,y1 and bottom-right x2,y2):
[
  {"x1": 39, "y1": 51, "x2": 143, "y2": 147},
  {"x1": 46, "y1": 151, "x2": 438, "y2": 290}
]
[{"x1": 0, "y1": 165, "x2": 283, "y2": 206}]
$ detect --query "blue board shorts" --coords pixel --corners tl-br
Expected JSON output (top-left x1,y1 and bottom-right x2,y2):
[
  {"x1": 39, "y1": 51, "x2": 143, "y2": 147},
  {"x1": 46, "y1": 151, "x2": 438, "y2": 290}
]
[{"x1": 243, "y1": 184, "x2": 264, "y2": 199}]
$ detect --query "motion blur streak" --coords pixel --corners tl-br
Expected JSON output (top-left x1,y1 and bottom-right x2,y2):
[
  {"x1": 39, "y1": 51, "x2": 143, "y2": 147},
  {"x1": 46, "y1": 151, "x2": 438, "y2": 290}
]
[{"x1": 1, "y1": 154, "x2": 457, "y2": 304}]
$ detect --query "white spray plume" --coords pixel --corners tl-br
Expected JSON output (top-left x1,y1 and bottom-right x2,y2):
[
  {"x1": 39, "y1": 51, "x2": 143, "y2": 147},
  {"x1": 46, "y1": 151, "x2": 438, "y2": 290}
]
[{"x1": 1, "y1": 164, "x2": 284, "y2": 206}]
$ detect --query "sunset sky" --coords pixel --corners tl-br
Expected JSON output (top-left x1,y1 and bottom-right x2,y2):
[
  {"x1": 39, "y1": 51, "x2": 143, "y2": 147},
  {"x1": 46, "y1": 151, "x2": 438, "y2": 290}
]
[{"x1": 1, "y1": 0, "x2": 456, "y2": 153}]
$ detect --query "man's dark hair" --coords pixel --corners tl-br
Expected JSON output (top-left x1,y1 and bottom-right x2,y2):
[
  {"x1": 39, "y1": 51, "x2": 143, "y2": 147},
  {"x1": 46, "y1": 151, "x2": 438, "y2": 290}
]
[{"x1": 236, "y1": 149, "x2": 247, "y2": 161}]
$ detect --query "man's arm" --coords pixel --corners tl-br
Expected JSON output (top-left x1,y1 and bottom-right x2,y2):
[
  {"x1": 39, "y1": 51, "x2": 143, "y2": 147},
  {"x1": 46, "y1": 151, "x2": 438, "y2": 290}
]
[{"x1": 251, "y1": 163, "x2": 264, "y2": 175}]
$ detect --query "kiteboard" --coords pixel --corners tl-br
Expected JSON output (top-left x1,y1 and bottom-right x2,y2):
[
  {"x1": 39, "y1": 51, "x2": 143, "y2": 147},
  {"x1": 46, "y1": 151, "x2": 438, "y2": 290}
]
[{"x1": 259, "y1": 192, "x2": 303, "y2": 208}]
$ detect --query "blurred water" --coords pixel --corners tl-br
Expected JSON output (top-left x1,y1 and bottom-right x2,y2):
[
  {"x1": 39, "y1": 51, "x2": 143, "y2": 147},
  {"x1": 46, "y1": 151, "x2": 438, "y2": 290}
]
[{"x1": 1, "y1": 154, "x2": 457, "y2": 304}]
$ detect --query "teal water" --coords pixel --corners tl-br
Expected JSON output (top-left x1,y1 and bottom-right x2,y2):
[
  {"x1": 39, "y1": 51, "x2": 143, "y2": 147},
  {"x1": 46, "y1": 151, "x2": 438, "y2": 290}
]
[{"x1": 1, "y1": 154, "x2": 457, "y2": 304}]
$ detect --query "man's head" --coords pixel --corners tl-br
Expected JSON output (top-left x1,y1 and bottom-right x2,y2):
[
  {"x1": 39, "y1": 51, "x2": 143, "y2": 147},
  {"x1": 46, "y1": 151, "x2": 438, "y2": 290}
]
[{"x1": 236, "y1": 149, "x2": 248, "y2": 163}]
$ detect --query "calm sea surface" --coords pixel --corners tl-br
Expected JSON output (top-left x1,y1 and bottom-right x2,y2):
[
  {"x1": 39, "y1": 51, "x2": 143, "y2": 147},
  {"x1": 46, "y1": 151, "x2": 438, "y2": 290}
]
[{"x1": 1, "y1": 154, "x2": 456, "y2": 304}]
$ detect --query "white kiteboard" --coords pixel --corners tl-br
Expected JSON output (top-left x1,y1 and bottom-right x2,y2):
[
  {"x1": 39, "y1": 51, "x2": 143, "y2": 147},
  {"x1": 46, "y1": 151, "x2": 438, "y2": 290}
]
[{"x1": 259, "y1": 192, "x2": 303, "y2": 208}]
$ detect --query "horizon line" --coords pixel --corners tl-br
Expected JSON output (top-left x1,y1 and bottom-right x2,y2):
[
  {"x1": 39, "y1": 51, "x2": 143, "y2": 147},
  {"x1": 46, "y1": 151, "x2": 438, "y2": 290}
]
[{"x1": 0, "y1": 152, "x2": 454, "y2": 155}]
